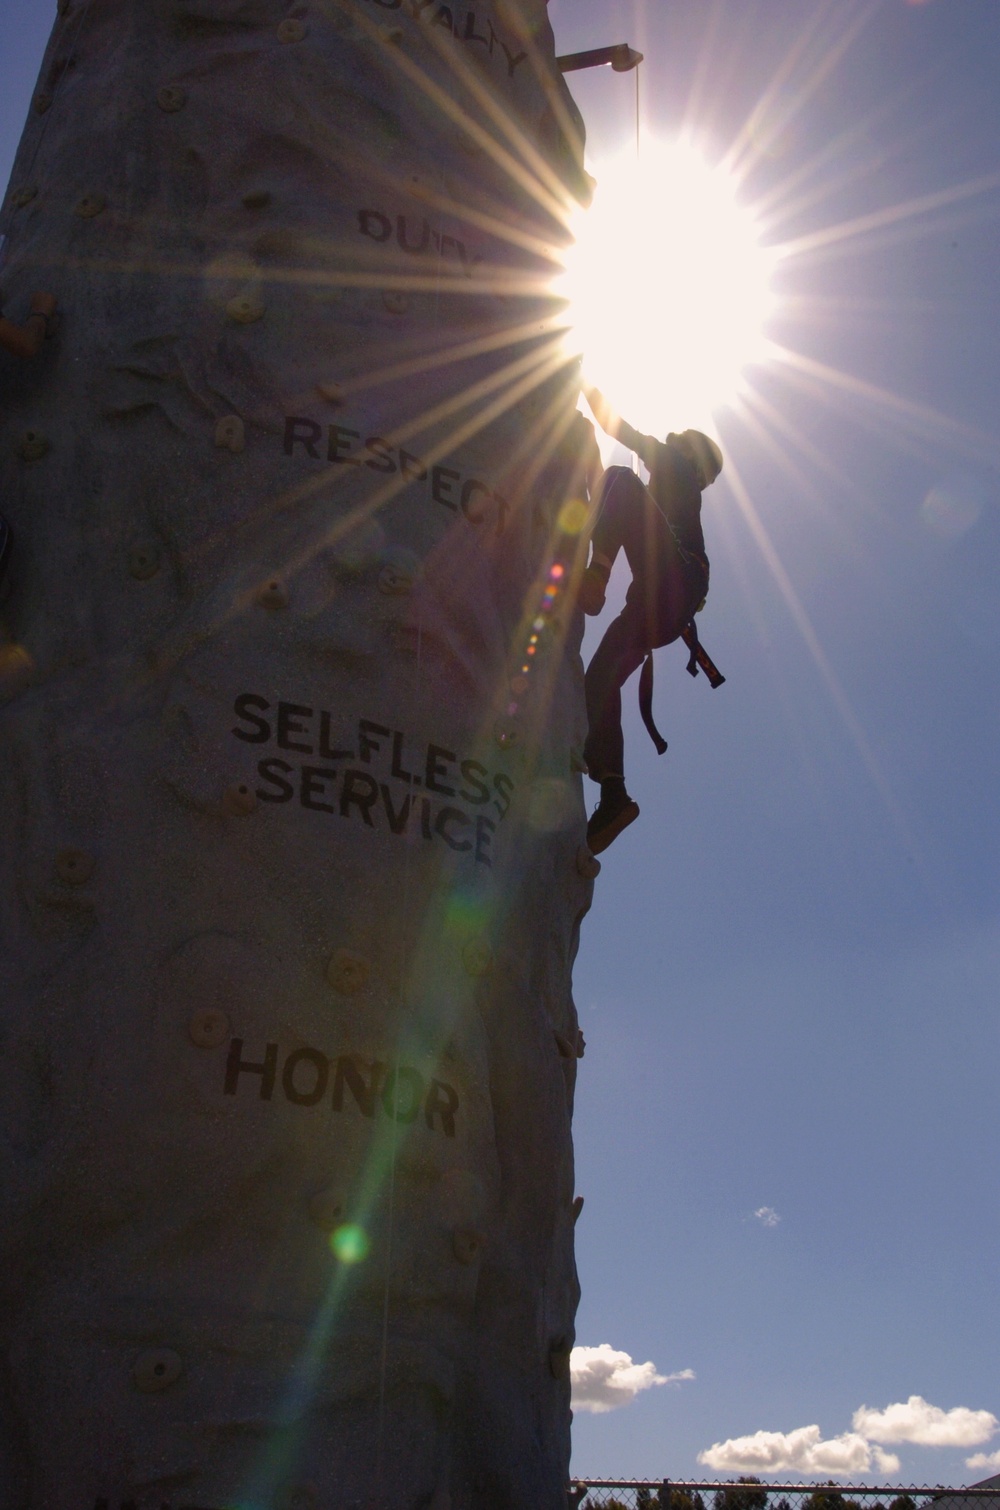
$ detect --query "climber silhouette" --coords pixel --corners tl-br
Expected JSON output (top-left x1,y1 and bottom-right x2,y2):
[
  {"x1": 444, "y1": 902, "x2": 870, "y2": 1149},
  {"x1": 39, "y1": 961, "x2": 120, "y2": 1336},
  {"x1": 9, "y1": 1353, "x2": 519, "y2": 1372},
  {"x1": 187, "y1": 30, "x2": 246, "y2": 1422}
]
[
  {"x1": 0, "y1": 289, "x2": 57, "y2": 591},
  {"x1": 579, "y1": 383, "x2": 724, "y2": 855}
]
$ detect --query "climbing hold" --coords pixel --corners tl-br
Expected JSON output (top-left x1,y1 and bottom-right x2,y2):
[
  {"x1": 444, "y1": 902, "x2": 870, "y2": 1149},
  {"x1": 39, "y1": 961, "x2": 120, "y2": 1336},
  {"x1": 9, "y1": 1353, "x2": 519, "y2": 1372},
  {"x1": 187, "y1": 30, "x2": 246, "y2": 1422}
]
[
  {"x1": 493, "y1": 718, "x2": 518, "y2": 751},
  {"x1": 382, "y1": 290, "x2": 409, "y2": 315},
  {"x1": 378, "y1": 25, "x2": 403, "y2": 45},
  {"x1": 55, "y1": 848, "x2": 94, "y2": 886},
  {"x1": 575, "y1": 845, "x2": 601, "y2": 880},
  {"x1": 377, "y1": 547, "x2": 421, "y2": 597},
  {"x1": 548, "y1": 1342, "x2": 572, "y2": 1381},
  {"x1": 553, "y1": 1031, "x2": 574, "y2": 1060},
  {"x1": 10, "y1": 185, "x2": 38, "y2": 209},
  {"x1": 0, "y1": 645, "x2": 34, "y2": 704},
  {"x1": 452, "y1": 1228, "x2": 482, "y2": 1266},
  {"x1": 226, "y1": 294, "x2": 265, "y2": 325},
  {"x1": 214, "y1": 415, "x2": 246, "y2": 453},
  {"x1": 316, "y1": 381, "x2": 345, "y2": 406},
  {"x1": 242, "y1": 189, "x2": 271, "y2": 210},
  {"x1": 17, "y1": 430, "x2": 49, "y2": 462},
  {"x1": 257, "y1": 577, "x2": 288, "y2": 610},
  {"x1": 277, "y1": 17, "x2": 307, "y2": 41},
  {"x1": 223, "y1": 781, "x2": 257, "y2": 816},
  {"x1": 569, "y1": 746, "x2": 588, "y2": 775},
  {"x1": 462, "y1": 937, "x2": 493, "y2": 979},
  {"x1": 572, "y1": 1195, "x2": 584, "y2": 1224},
  {"x1": 132, "y1": 1349, "x2": 182, "y2": 1394},
  {"x1": 74, "y1": 194, "x2": 106, "y2": 219},
  {"x1": 33, "y1": 92, "x2": 52, "y2": 115},
  {"x1": 378, "y1": 564, "x2": 411, "y2": 596},
  {"x1": 308, "y1": 1189, "x2": 344, "y2": 1231},
  {"x1": 156, "y1": 84, "x2": 186, "y2": 113},
  {"x1": 128, "y1": 543, "x2": 161, "y2": 580},
  {"x1": 576, "y1": 1029, "x2": 586, "y2": 1059},
  {"x1": 509, "y1": 674, "x2": 529, "y2": 696},
  {"x1": 326, "y1": 948, "x2": 370, "y2": 995},
  {"x1": 188, "y1": 1008, "x2": 230, "y2": 1049}
]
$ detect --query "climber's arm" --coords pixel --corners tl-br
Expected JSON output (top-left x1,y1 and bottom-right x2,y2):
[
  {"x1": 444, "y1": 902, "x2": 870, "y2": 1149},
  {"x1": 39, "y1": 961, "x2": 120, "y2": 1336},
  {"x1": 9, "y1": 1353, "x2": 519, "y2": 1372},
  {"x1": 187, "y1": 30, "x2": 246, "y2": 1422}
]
[{"x1": 582, "y1": 383, "x2": 657, "y2": 471}]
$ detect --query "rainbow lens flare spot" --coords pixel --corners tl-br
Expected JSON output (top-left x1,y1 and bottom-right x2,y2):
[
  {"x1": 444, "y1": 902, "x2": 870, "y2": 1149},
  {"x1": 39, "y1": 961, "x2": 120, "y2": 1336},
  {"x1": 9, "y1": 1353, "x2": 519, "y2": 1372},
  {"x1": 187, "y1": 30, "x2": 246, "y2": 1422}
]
[
  {"x1": 557, "y1": 499, "x2": 589, "y2": 535},
  {"x1": 330, "y1": 1223, "x2": 370, "y2": 1264}
]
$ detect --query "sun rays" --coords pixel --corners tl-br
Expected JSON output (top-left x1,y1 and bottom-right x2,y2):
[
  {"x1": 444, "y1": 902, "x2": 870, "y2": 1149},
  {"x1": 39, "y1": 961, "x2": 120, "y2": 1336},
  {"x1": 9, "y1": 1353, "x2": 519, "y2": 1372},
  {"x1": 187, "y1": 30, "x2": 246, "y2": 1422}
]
[{"x1": 24, "y1": 4, "x2": 989, "y2": 1502}]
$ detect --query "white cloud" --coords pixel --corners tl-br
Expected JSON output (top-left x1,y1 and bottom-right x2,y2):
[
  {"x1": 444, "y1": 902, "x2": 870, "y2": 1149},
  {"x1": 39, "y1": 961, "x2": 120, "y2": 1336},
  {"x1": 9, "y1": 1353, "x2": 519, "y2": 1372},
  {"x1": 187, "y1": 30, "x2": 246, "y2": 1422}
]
[
  {"x1": 966, "y1": 1451, "x2": 1000, "y2": 1472},
  {"x1": 853, "y1": 1397, "x2": 998, "y2": 1448},
  {"x1": 570, "y1": 1345, "x2": 693, "y2": 1414},
  {"x1": 753, "y1": 1207, "x2": 781, "y2": 1228},
  {"x1": 697, "y1": 1426, "x2": 898, "y2": 1477}
]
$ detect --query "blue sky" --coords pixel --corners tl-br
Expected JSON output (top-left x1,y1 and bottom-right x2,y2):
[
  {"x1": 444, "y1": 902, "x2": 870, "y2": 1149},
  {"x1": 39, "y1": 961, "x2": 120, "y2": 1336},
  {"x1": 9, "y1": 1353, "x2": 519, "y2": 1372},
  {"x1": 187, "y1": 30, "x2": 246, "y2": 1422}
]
[{"x1": 2, "y1": 0, "x2": 998, "y2": 1488}]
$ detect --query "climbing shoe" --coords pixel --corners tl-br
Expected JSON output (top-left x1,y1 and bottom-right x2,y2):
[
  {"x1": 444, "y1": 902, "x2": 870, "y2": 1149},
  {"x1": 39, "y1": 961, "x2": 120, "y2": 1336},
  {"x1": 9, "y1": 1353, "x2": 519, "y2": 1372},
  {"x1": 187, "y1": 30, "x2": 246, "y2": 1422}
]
[
  {"x1": 586, "y1": 777, "x2": 639, "y2": 855},
  {"x1": 577, "y1": 563, "x2": 609, "y2": 616}
]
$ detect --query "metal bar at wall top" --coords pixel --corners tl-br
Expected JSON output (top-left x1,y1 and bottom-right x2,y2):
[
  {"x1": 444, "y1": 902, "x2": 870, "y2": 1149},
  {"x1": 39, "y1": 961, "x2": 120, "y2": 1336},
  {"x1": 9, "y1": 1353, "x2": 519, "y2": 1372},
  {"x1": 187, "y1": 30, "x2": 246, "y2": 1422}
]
[{"x1": 557, "y1": 44, "x2": 644, "y2": 74}]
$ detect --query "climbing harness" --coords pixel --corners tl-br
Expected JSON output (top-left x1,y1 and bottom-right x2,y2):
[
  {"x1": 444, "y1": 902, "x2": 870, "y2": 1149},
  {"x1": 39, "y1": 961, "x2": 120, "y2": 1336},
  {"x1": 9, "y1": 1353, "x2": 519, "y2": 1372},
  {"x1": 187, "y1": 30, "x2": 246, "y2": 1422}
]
[
  {"x1": 637, "y1": 622, "x2": 725, "y2": 757},
  {"x1": 681, "y1": 619, "x2": 726, "y2": 688}
]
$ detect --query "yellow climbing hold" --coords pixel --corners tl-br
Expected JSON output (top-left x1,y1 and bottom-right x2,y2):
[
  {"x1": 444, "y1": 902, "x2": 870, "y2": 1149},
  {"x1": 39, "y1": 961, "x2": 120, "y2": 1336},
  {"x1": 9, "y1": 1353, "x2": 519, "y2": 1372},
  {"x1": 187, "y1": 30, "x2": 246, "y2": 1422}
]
[
  {"x1": 74, "y1": 194, "x2": 106, "y2": 219},
  {"x1": 188, "y1": 1008, "x2": 230, "y2": 1049},
  {"x1": 17, "y1": 430, "x2": 49, "y2": 461},
  {"x1": 382, "y1": 290, "x2": 409, "y2": 315},
  {"x1": 132, "y1": 1349, "x2": 182, "y2": 1394},
  {"x1": 452, "y1": 1228, "x2": 483, "y2": 1266},
  {"x1": 215, "y1": 415, "x2": 246, "y2": 452},
  {"x1": 277, "y1": 17, "x2": 307, "y2": 42},
  {"x1": 128, "y1": 543, "x2": 161, "y2": 580},
  {"x1": 55, "y1": 848, "x2": 94, "y2": 886},
  {"x1": 226, "y1": 294, "x2": 265, "y2": 325},
  {"x1": 10, "y1": 185, "x2": 38, "y2": 209},
  {"x1": 257, "y1": 577, "x2": 288, "y2": 610},
  {"x1": 156, "y1": 84, "x2": 187, "y2": 113},
  {"x1": 307, "y1": 1188, "x2": 344, "y2": 1232},
  {"x1": 326, "y1": 948, "x2": 370, "y2": 995},
  {"x1": 0, "y1": 645, "x2": 34, "y2": 703},
  {"x1": 222, "y1": 781, "x2": 257, "y2": 816},
  {"x1": 316, "y1": 381, "x2": 345, "y2": 406}
]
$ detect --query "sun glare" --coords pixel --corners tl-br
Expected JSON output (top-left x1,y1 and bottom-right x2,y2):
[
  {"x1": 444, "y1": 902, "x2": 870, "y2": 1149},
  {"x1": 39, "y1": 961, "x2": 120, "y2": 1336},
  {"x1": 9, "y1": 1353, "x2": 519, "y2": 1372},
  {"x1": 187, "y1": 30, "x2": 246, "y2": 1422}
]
[{"x1": 558, "y1": 140, "x2": 778, "y2": 435}]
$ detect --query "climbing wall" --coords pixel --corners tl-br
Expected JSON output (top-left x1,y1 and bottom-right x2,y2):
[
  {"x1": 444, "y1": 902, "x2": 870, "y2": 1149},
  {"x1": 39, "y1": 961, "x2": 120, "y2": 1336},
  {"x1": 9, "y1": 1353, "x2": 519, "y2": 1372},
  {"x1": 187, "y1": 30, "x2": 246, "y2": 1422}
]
[{"x1": 0, "y1": 2, "x2": 596, "y2": 1507}]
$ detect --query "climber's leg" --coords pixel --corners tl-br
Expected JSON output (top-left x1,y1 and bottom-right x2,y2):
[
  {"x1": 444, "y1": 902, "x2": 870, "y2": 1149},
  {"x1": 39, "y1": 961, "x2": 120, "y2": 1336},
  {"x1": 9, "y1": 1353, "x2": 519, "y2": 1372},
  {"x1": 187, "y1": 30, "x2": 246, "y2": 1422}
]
[
  {"x1": 578, "y1": 467, "x2": 649, "y2": 616},
  {"x1": 583, "y1": 606, "x2": 648, "y2": 781}
]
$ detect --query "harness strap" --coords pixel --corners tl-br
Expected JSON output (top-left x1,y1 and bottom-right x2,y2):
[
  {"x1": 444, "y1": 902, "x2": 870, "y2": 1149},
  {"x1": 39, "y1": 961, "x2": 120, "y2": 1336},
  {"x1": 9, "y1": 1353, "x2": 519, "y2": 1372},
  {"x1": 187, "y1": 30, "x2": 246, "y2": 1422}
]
[
  {"x1": 680, "y1": 621, "x2": 726, "y2": 688},
  {"x1": 638, "y1": 651, "x2": 668, "y2": 755}
]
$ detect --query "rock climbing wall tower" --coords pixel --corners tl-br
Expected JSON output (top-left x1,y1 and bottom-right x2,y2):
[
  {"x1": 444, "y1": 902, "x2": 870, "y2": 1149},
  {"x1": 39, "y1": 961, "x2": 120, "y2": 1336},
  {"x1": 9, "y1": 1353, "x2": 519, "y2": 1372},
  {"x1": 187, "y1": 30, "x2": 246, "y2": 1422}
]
[{"x1": 0, "y1": 2, "x2": 596, "y2": 1507}]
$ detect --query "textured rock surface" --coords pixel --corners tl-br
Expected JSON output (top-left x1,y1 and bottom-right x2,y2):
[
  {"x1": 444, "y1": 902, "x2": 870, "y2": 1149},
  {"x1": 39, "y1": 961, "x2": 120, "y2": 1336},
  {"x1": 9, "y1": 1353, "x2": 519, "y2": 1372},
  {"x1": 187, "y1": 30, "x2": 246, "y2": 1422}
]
[{"x1": 0, "y1": 2, "x2": 594, "y2": 1507}]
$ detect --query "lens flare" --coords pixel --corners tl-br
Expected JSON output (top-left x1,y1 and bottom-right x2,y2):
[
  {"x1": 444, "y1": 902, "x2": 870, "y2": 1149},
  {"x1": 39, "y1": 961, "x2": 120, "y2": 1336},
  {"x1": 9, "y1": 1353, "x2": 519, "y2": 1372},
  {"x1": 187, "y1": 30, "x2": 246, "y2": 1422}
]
[
  {"x1": 330, "y1": 1224, "x2": 370, "y2": 1264},
  {"x1": 557, "y1": 138, "x2": 778, "y2": 431}
]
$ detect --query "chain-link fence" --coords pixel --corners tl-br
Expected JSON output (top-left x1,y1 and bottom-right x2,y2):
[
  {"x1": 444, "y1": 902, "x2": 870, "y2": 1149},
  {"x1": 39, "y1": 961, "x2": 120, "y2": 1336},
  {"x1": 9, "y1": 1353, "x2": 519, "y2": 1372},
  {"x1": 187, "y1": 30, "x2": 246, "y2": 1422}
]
[{"x1": 568, "y1": 1482, "x2": 1000, "y2": 1510}]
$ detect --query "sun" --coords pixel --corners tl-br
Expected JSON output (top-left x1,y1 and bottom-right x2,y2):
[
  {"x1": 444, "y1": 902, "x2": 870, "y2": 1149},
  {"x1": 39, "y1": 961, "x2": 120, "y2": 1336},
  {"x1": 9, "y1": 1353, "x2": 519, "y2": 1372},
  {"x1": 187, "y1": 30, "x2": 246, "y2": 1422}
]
[{"x1": 557, "y1": 139, "x2": 778, "y2": 437}]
